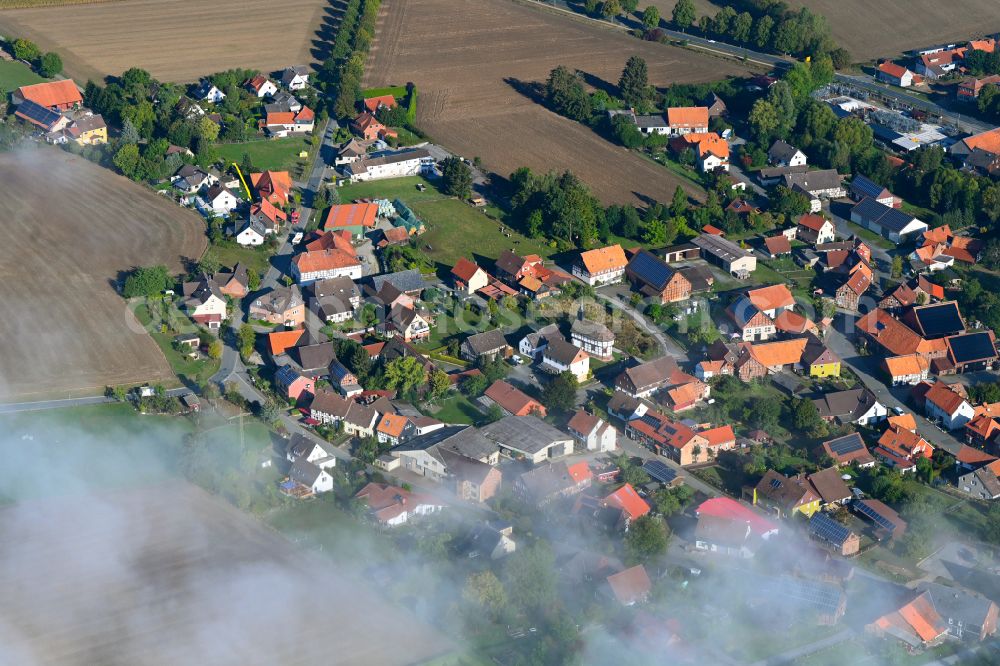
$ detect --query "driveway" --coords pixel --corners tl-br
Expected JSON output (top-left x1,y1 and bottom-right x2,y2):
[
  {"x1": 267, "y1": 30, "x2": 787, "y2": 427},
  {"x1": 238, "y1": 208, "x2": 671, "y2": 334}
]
[{"x1": 594, "y1": 286, "x2": 689, "y2": 362}]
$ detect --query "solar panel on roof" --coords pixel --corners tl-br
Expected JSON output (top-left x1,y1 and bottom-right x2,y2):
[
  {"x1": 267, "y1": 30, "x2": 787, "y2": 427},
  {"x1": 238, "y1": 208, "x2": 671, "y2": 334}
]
[
  {"x1": 628, "y1": 251, "x2": 673, "y2": 290},
  {"x1": 778, "y1": 577, "x2": 843, "y2": 613},
  {"x1": 639, "y1": 414, "x2": 662, "y2": 429},
  {"x1": 810, "y1": 512, "x2": 852, "y2": 546},
  {"x1": 642, "y1": 460, "x2": 677, "y2": 484},
  {"x1": 827, "y1": 435, "x2": 863, "y2": 456},
  {"x1": 915, "y1": 303, "x2": 964, "y2": 338},
  {"x1": 770, "y1": 478, "x2": 782, "y2": 488},
  {"x1": 856, "y1": 501, "x2": 896, "y2": 532},
  {"x1": 948, "y1": 332, "x2": 997, "y2": 364},
  {"x1": 15, "y1": 99, "x2": 63, "y2": 128}
]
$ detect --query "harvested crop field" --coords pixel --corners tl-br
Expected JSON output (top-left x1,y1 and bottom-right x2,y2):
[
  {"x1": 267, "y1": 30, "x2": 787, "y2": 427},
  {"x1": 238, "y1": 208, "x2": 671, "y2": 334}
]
[
  {"x1": 0, "y1": 0, "x2": 330, "y2": 82},
  {"x1": 364, "y1": 0, "x2": 757, "y2": 205},
  {"x1": 791, "y1": 0, "x2": 1000, "y2": 60},
  {"x1": 0, "y1": 481, "x2": 455, "y2": 665},
  {"x1": 0, "y1": 150, "x2": 205, "y2": 401}
]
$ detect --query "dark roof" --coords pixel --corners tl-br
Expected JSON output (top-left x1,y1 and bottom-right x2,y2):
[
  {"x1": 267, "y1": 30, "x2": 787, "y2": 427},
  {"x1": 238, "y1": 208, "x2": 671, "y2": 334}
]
[
  {"x1": 494, "y1": 250, "x2": 528, "y2": 277},
  {"x1": 855, "y1": 499, "x2": 907, "y2": 537},
  {"x1": 812, "y1": 388, "x2": 880, "y2": 421},
  {"x1": 14, "y1": 99, "x2": 63, "y2": 129},
  {"x1": 850, "y1": 174, "x2": 892, "y2": 200},
  {"x1": 642, "y1": 460, "x2": 678, "y2": 484},
  {"x1": 768, "y1": 140, "x2": 802, "y2": 163},
  {"x1": 516, "y1": 461, "x2": 578, "y2": 500},
  {"x1": 808, "y1": 467, "x2": 852, "y2": 504},
  {"x1": 677, "y1": 264, "x2": 714, "y2": 292},
  {"x1": 783, "y1": 169, "x2": 842, "y2": 193},
  {"x1": 691, "y1": 234, "x2": 753, "y2": 262},
  {"x1": 544, "y1": 336, "x2": 585, "y2": 366},
  {"x1": 571, "y1": 318, "x2": 614, "y2": 342},
  {"x1": 809, "y1": 511, "x2": 855, "y2": 547},
  {"x1": 369, "y1": 269, "x2": 426, "y2": 294},
  {"x1": 394, "y1": 425, "x2": 498, "y2": 463},
  {"x1": 851, "y1": 197, "x2": 919, "y2": 233},
  {"x1": 289, "y1": 458, "x2": 324, "y2": 486},
  {"x1": 480, "y1": 415, "x2": 569, "y2": 455},
  {"x1": 464, "y1": 329, "x2": 508, "y2": 355},
  {"x1": 911, "y1": 302, "x2": 965, "y2": 338},
  {"x1": 296, "y1": 342, "x2": 337, "y2": 372},
  {"x1": 947, "y1": 332, "x2": 996, "y2": 365},
  {"x1": 920, "y1": 582, "x2": 998, "y2": 631},
  {"x1": 626, "y1": 249, "x2": 676, "y2": 290}
]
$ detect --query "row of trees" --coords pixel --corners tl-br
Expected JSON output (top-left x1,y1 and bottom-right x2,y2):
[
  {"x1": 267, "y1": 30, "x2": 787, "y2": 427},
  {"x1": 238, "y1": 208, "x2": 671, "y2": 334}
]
[
  {"x1": 6, "y1": 37, "x2": 62, "y2": 77},
  {"x1": 317, "y1": 0, "x2": 381, "y2": 118}
]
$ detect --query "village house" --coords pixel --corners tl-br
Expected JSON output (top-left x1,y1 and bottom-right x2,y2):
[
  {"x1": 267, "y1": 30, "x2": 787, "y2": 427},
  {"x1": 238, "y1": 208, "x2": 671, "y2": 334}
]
[
  {"x1": 768, "y1": 139, "x2": 807, "y2": 167},
  {"x1": 958, "y1": 74, "x2": 1000, "y2": 102},
  {"x1": 875, "y1": 424, "x2": 933, "y2": 471},
  {"x1": 813, "y1": 388, "x2": 887, "y2": 426},
  {"x1": 250, "y1": 199, "x2": 290, "y2": 232},
  {"x1": 235, "y1": 219, "x2": 270, "y2": 246},
  {"x1": 274, "y1": 365, "x2": 315, "y2": 402},
  {"x1": 292, "y1": 246, "x2": 362, "y2": 284},
  {"x1": 625, "y1": 250, "x2": 692, "y2": 304},
  {"x1": 691, "y1": 233, "x2": 757, "y2": 276},
  {"x1": 854, "y1": 498, "x2": 907, "y2": 541},
  {"x1": 671, "y1": 132, "x2": 730, "y2": 172},
  {"x1": 606, "y1": 565, "x2": 652, "y2": 607},
  {"x1": 816, "y1": 433, "x2": 877, "y2": 468},
  {"x1": 172, "y1": 164, "x2": 218, "y2": 195},
  {"x1": 381, "y1": 304, "x2": 431, "y2": 342},
  {"x1": 958, "y1": 459, "x2": 1000, "y2": 500},
  {"x1": 483, "y1": 380, "x2": 546, "y2": 417},
  {"x1": 694, "y1": 497, "x2": 779, "y2": 557},
  {"x1": 250, "y1": 170, "x2": 292, "y2": 205},
  {"x1": 727, "y1": 295, "x2": 776, "y2": 341},
  {"x1": 216, "y1": 264, "x2": 249, "y2": 299},
  {"x1": 450, "y1": 257, "x2": 489, "y2": 296},
  {"x1": 566, "y1": 410, "x2": 617, "y2": 452},
  {"x1": 917, "y1": 49, "x2": 960, "y2": 79},
  {"x1": 665, "y1": 106, "x2": 709, "y2": 135},
  {"x1": 965, "y1": 406, "x2": 1000, "y2": 450},
  {"x1": 731, "y1": 337, "x2": 809, "y2": 381},
  {"x1": 245, "y1": 75, "x2": 278, "y2": 98},
  {"x1": 350, "y1": 112, "x2": 397, "y2": 141},
  {"x1": 601, "y1": 483, "x2": 651, "y2": 531},
  {"x1": 460, "y1": 521, "x2": 516, "y2": 560},
  {"x1": 867, "y1": 590, "x2": 951, "y2": 649},
  {"x1": 443, "y1": 451, "x2": 502, "y2": 503},
  {"x1": 570, "y1": 318, "x2": 615, "y2": 361},
  {"x1": 783, "y1": 170, "x2": 846, "y2": 211},
  {"x1": 341, "y1": 147, "x2": 434, "y2": 182},
  {"x1": 614, "y1": 355, "x2": 679, "y2": 398},
  {"x1": 809, "y1": 511, "x2": 861, "y2": 557},
  {"x1": 518, "y1": 323, "x2": 560, "y2": 360},
  {"x1": 574, "y1": 244, "x2": 628, "y2": 286},
  {"x1": 753, "y1": 469, "x2": 821, "y2": 518},
  {"x1": 480, "y1": 415, "x2": 574, "y2": 463},
  {"x1": 764, "y1": 235, "x2": 792, "y2": 258},
  {"x1": 280, "y1": 65, "x2": 310, "y2": 90},
  {"x1": 834, "y1": 265, "x2": 873, "y2": 311},
  {"x1": 262, "y1": 106, "x2": 315, "y2": 137},
  {"x1": 308, "y1": 276, "x2": 361, "y2": 323},
  {"x1": 354, "y1": 482, "x2": 444, "y2": 527},
  {"x1": 513, "y1": 460, "x2": 592, "y2": 505},
  {"x1": 855, "y1": 309, "x2": 949, "y2": 360},
  {"x1": 285, "y1": 458, "x2": 334, "y2": 496},
  {"x1": 285, "y1": 433, "x2": 337, "y2": 471},
  {"x1": 625, "y1": 408, "x2": 707, "y2": 465},
  {"x1": 181, "y1": 276, "x2": 227, "y2": 329},
  {"x1": 876, "y1": 61, "x2": 916, "y2": 87},
  {"x1": 200, "y1": 184, "x2": 239, "y2": 216},
  {"x1": 922, "y1": 380, "x2": 975, "y2": 430},
  {"x1": 460, "y1": 329, "x2": 511, "y2": 363},
  {"x1": 796, "y1": 214, "x2": 837, "y2": 245},
  {"x1": 540, "y1": 337, "x2": 590, "y2": 382},
  {"x1": 249, "y1": 285, "x2": 304, "y2": 327},
  {"x1": 375, "y1": 413, "x2": 412, "y2": 447},
  {"x1": 883, "y1": 354, "x2": 931, "y2": 385},
  {"x1": 392, "y1": 426, "x2": 499, "y2": 482}
]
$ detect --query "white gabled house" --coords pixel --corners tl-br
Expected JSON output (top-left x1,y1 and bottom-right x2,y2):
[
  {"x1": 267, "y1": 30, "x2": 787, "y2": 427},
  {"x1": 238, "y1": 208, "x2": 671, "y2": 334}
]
[
  {"x1": 193, "y1": 80, "x2": 226, "y2": 104},
  {"x1": 924, "y1": 381, "x2": 976, "y2": 430},
  {"x1": 288, "y1": 458, "x2": 334, "y2": 494},
  {"x1": 200, "y1": 184, "x2": 240, "y2": 217},
  {"x1": 280, "y1": 66, "x2": 310, "y2": 91},
  {"x1": 236, "y1": 219, "x2": 270, "y2": 246}
]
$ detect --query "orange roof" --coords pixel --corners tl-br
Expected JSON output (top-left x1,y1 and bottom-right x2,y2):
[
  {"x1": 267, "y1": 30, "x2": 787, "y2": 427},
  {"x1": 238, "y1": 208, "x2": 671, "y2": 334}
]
[
  {"x1": 666, "y1": 106, "x2": 709, "y2": 129},
  {"x1": 451, "y1": 257, "x2": 484, "y2": 282},
  {"x1": 266, "y1": 111, "x2": 295, "y2": 125},
  {"x1": 352, "y1": 112, "x2": 386, "y2": 132},
  {"x1": 267, "y1": 329, "x2": 304, "y2": 355},
  {"x1": 878, "y1": 61, "x2": 910, "y2": 78},
  {"x1": 293, "y1": 248, "x2": 360, "y2": 273},
  {"x1": 363, "y1": 94, "x2": 397, "y2": 113},
  {"x1": 966, "y1": 413, "x2": 999, "y2": 440},
  {"x1": 898, "y1": 592, "x2": 948, "y2": 643},
  {"x1": 579, "y1": 244, "x2": 627, "y2": 275},
  {"x1": 324, "y1": 203, "x2": 378, "y2": 231},
  {"x1": 747, "y1": 284, "x2": 795, "y2": 312},
  {"x1": 884, "y1": 354, "x2": 929, "y2": 378},
  {"x1": 943, "y1": 236, "x2": 981, "y2": 263},
  {"x1": 15, "y1": 80, "x2": 83, "y2": 109},
  {"x1": 363, "y1": 341, "x2": 385, "y2": 358},
  {"x1": 887, "y1": 413, "x2": 917, "y2": 432},
  {"x1": 974, "y1": 401, "x2": 1000, "y2": 419},
  {"x1": 923, "y1": 225, "x2": 952, "y2": 245},
  {"x1": 305, "y1": 230, "x2": 354, "y2": 254},
  {"x1": 773, "y1": 310, "x2": 814, "y2": 333},
  {"x1": 702, "y1": 224, "x2": 725, "y2": 236},
  {"x1": 603, "y1": 483, "x2": 650, "y2": 520},
  {"x1": 955, "y1": 444, "x2": 997, "y2": 465},
  {"x1": 295, "y1": 106, "x2": 315, "y2": 121},
  {"x1": 764, "y1": 235, "x2": 791, "y2": 255},
  {"x1": 841, "y1": 269, "x2": 872, "y2": 296},
  {"x1": 484, "y1": 379, "x2": 546, "y2": 417},
  {"x1": 567, "y1": 461, "x2": 593, "y2": 484},
  {"x1": 667, "y1": 382, "x2": 704, "y2": 408},
  {"x1": 915, "y1": 243, "x2": 946, "y2": 264},
  {"x1": 878, "y1": 426, "x2": 932, "y2": 459},
  {"x1": 962, "y1": 127, "x2": 1000, "y2": 155},
  {"x1": 857, "y1": 310, "x2": 945, "y2": 357},
  {"x1": 252, "y1": 198, "x2": 288, "y2": 223},
  {"x1": 376, "y1": 413, "x2": 409, "y2": 437},
  {"x1": 250, "y1": 170, "x2": 292, "y2": 203},
  {"x1": 970, "y1": 38, "x2": 996, "y2": 53},
  {"x1": 745, "y1": 338, "x2": 808, "y2": 367},
  {"x1": 925, "y1": 381, "x2": 969, "y2": 415},
  {"x1": 700, "y1": 425, "x2": 735, "y2": 447},
  {"x1": 798, "y1": 214, "x2": 830, "y2": 232}
]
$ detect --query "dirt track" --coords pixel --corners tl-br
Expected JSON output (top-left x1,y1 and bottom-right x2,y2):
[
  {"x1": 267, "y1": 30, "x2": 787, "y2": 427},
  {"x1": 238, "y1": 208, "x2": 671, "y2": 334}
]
[
  {"x1": 0, "y1": 150, "x2": 205, "y2": 401},
  {"x1": 0, "y1": 0, "x2": 330, "y2": 82},
  {"x1": 364, "y1": 0, "x2": 757, "y2": 206}
]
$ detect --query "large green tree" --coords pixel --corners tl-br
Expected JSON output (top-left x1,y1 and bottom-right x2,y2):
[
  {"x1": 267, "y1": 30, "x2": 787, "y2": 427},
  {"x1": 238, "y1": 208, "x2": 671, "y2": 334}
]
[
  {"x1": 440, "y1": 156, "x2": 473, "y2": 198},
  {"x1": 671, "y1": 0, "x2": 696, "y2": 30},
  {"x1": 546, "y1": 65, "x2": 592, "y2": 122},
  {"x1": 122, "y1": 265, "x2": 170, "y2": 298},
  {"x1": 641, "y1": 5, "x2": 660, "y2": 30},
  {"x1": 542, "y1": 371, "x2": 578, "y2": 412},
  {"x1": 383, "y1": 356, "x2": 427, "y2": 392},
  {"x1": 618, "y1": 55, "x2": 649, "y2": 108},
  {"x1": 624, "y1": 514, "x2": 669, "y2": 564}
]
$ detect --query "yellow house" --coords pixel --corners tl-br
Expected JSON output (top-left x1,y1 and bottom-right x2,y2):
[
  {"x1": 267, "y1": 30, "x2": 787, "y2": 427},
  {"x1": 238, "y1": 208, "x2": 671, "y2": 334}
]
[
  {"x1": 810, "y1": 359, "x2": 841, "y2": 378},
  {"x1": 805, "y1": 340, "x2": 841, "y2": 378},
  {"x1": 71, "y1": 114, "x2": 107, "y2": 146},
  {"x1": 753, "y1": 470, "x2": 821, "y2": 518}
]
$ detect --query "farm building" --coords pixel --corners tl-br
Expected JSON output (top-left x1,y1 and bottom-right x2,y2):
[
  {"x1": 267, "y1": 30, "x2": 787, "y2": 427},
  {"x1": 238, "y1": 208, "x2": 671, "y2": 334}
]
[
  {"x1": 850, "y1": 198, "x2": 927, "y2": 243},
  {"x1": 691, "y1": 234, "x2": 756, "y2": 276}
]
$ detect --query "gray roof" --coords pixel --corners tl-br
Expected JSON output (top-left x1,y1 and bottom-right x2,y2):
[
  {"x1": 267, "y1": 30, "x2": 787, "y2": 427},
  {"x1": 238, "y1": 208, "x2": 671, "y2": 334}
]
[
  {"x1": 544, "y1": 336, "x2": 585, "y2": 366},
  {"x1": 782, "y1": 169, "x2": 843, "y2": 194},
  {"x1": 289, "y1": 457, "x2": 324, "y2": 486},
  {"x1": 345, "y1": 148, "x2": 431, "y2": 176},
  {"x1": 479, "y1": 415, "x2": 571, "y2": 455},
  {"x1": 253, "y1": 285, "x2": 302, "y2": 316},
  {"x1": 920, "y1": 582, "x2": 998, "y2": 630},
  {"x1": 464, "y1": 328, "x2": 508, "y2": 355},
  {"x1": 394, "y1": 425, "x2": 498, "y2": 464},
  {"x1": 634, "y1": 113, "x2": 668, "y2": 129},
  {"x1": 369, "y1": 269, "x2": 426, "y2": 294},
  {"x1": 516, "y1": 461, "x2": 576, "y2": 500},
  {"x1": 812, "y1": 388, "x2": 879, "y2": 421},
  {"x1": 344, "y1": 401, "x2": 377, "y2": 429},
  {"x1": 768, "y1": 140, "x2": 802, "y2": 163},
  {"x1": 309, "y1": 389, "x2": 351, "y2": 418},
  {"x1": 295, "y1": 342, "x2": 337, "y2": 372},
  {"x1": 571, "y1": 318, "x2": 614, "y2": 343},
  {"x1": 617, "y1": 356, "x2": 679, "y2": 394},
  {"x1": 758, "y1": 164, "x2": 809, "y2": 180},
  {"x1": 691, "y1": 233, "x2": 753, "y2": 262}
]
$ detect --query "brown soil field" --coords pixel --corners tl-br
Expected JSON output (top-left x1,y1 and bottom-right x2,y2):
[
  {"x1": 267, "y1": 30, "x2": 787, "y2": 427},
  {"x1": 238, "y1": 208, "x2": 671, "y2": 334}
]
[
  {"x1": 0, "y1": 150, "x2": 206, "y2": 402},
  {"x1": 0, "y1": 482, "x2": 455, "y2": 665},
  {"x1": 0, "y1": 0, "x2": 330, "y2": 82},
  {"x1": 791, "y1": 0, "x2": 1000, "y2": 60},
  {"x1": 364, "y1": 0, "x2": 757, "y2": 206}
]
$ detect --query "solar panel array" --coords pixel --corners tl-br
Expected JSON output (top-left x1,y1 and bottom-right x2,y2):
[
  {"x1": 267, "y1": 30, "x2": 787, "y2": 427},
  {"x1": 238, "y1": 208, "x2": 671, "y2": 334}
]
[
  {"x1": 809, "y1": 512, "x2": 852, "y2": 546},
  {"x1": 856, "y1": 500, "x2": 896, "y2": 532},
  {"x1": 948, "y1": 332, "x2": 996, "y2": 364},
  {"x1": 827, "y1": 434, "x2": 863, "y2": 456},
  {"x1": 777, "y1": 576, "x2": 843, "y2": 614},
  {"x1": 915, "y1": 303, "x2": 964, "y2": 338},
  {"x1": 642, "y1": 460, "x2": 677, "y2": 484},
  {"x1": 639, "y1": 414, "x2": 662, "y2": 429},
  {"x1": 628, "y1": 251, "x2": 672, "y2": 290},
  {"x1": 16, "y1": 99, "x2": 63, "y2": 129}
]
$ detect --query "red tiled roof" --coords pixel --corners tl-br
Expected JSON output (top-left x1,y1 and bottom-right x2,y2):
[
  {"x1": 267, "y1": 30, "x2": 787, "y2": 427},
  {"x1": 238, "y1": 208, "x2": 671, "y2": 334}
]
[
  {"x1": 579, "y1": 244, "x2": 628, "y2": 274},
  {"x1": 696, "y1": 497, "x2": 778, "y2": 537},
  {"x1": 878, "y1": 61, "x2": 910, "y2": 79},
  {"x1": 484, "y1": 379, "x2": 546, "y2": 417},
  {"x1": 764, "y1": 235, "x2": 791, "y2": 255},
  {"x1": 603, "y1": 483, "x2": 650, "y2": 521},
  {"x1": 267, "y1": 329, "x2": 304, "y2": 355},
  {"x1": 451, "y1": 257, "x2": 483, "y2": 282},
  {"x1": 15, "y1": 80, "x2": 83, "y2": 109},
  {"x1": 567, "y1": 461, "x2": 593, "y2": 484},
  {"x1": 324, "y1": 203, "x2": 378, "y2": 231},
  {"x1": 955, "y1": 444, "x2": 997, "y2": 465},
  {"x1": 700, "y1": 425, "x2": 735, "y2": 447},
  {"x1": 925, "y1": 381, "x2": 968, "y2": 414},
  {"x1": 798, "y1": 214, "x2": 829, "y2": 232},
  {"x1": 606, "y1": 565, "x2": 652, "y2": 605},
  {"x1": 747, "y1": 284, "x2": 795, "y2": 312}
]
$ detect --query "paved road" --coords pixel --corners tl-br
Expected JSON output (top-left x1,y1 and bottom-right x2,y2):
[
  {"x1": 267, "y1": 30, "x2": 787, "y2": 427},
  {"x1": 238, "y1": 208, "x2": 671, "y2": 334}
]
[
  {"x1": 825, "y1": 314, "x2": 965, "y2": 455},
  {"x1": 594, "y1": 288, "x2": 689, "y2": 361},
  {"x1": 617, "y1": 435, "x2": 721, "y2": 499}
]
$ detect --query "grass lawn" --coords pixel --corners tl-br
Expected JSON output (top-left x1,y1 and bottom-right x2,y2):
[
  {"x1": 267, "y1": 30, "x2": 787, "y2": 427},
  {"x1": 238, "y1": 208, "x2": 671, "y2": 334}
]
[
  {"x1": 0, "y1": 60, "x2": 45, "y2": 89},
  {"x1": 429, "y1": 393, "x2": 484, "y2": 425},
  {"x1": 752, "y1": 261, "x2": 788, "y2": 285},
  {"x1": 266, "y1": 499, "x2": 395, "y2": 559},
  {"x1": 202, "y1": 242, "x2": 272, "y2": 275},
  {"x1": 764, "y1": 255, "x2": 799, "y2": 272},
  {"x1": 337, "y1": 175, "x2": 444, "y2": 204},
  {"x1": 216, "y1": 136, "x2": 311, "y2": 173},
  {"x1": 134, "y1": 302, "x2": 220, "y2": 387},
  {"x1": 361, "y1": 85, "x2": 407, "y2": 98},
  {"x1": 413, "y1": 198, "x2": 553, "y2": 273},
  {"x1": 900, "y1": 201, "x2": 937, "y2": 224}
]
